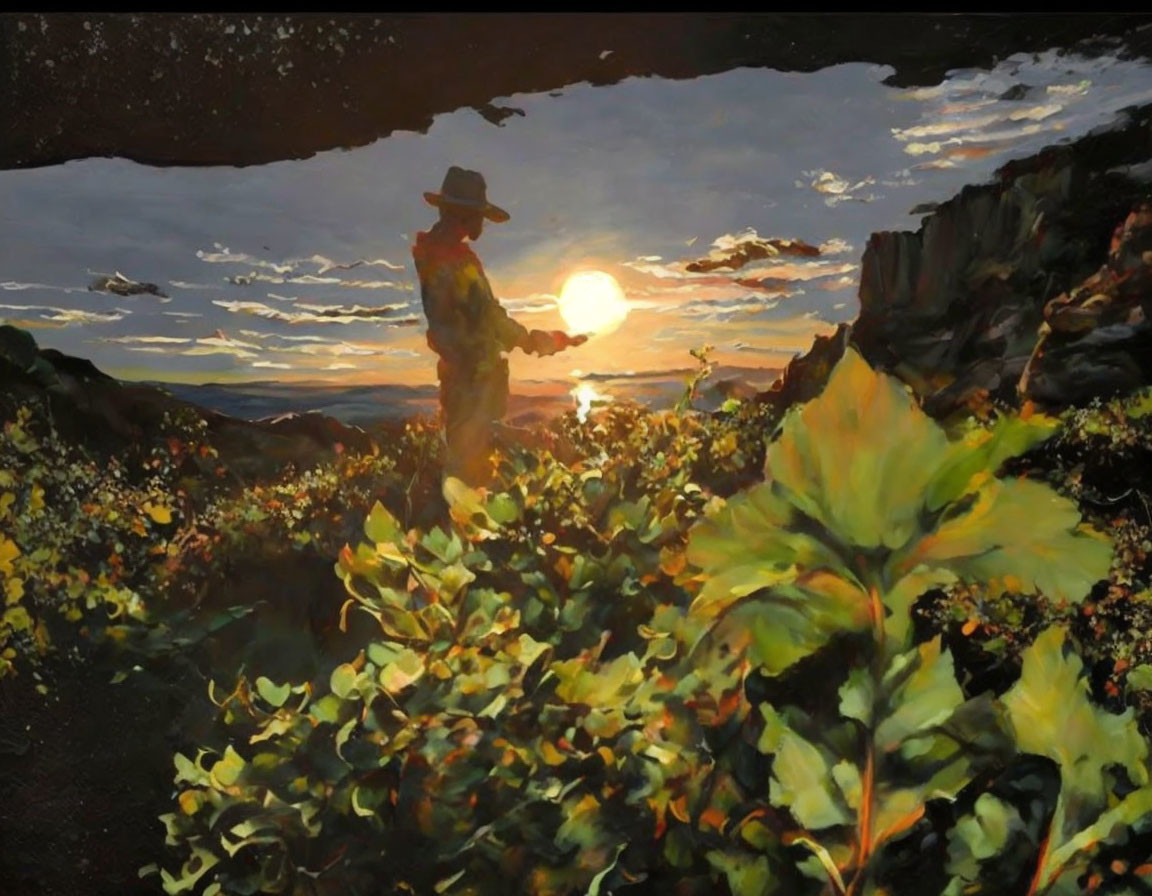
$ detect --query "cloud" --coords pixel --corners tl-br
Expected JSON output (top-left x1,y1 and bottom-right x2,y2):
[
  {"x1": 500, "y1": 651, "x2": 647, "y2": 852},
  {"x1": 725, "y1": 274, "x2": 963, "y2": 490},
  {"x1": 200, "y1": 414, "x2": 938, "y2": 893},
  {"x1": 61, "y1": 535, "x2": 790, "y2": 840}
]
[
  {"x1": 1, "y1": 280, "x2": 84, "y2": 295},
  {"x1": 225, "y1": 271, "x2": 411, "y2": 290},
  {"x1": 213, "y1": 299, "x2": 419, "y2": 326},
  {"x1": 197, "y1": 245, "x2": 409, "y2": 291},
  {"x1": 815, "y1": 275, "x2": 859, "y2": 291},
  {"x1": 890, "y1": 103, "x2": 1063, "y2": 142},
  {"x1": 797, "y1": 170, "x2": 880, "y2": 206},
  {"x1": 168, "y1": 281, "x2": 218, "y2": 291},
  {"x1": 198, "y1": 247, "x2": 296, "y2": 274},
  {"x1": 306, "y1": 255, "x2": 405, "y2": 274},
  {"x1": 0, "y1": 303, "x2": 128, "y2": 326},
  {"x1": 624, "y1": 259, "x2": 838, "y2": 294},
  {"x1": 890, "y1": 52, "x2": 1152, "y2": 168},
  {"x1": 105, "y1": 327, "x2": 421, "y2": 363},
  {"x1": 238, "y1": 329, "x2": 332, "y2": 343},
  {"x1": 1047, "y1": 80, "x2": 1092, "y2": 97},
  {"x1": 275, "y1": 341, "x2": 378, "y2": 357},
  {"x1": 680, "y1": 298, "x2": 782, "y2": 318},
  {"x1": 87, "y1": 271, "x2": 170, "y2": 300},
  {"x1": 117, "y1": 331, "x2": 264, "y2": 360},
  {"x1": 180, "y1": 333, "x2": 263, "y2": 359},
  {"x1": 738, "y1": 261, "x2": 858, "y2": 283},
  {"x1": 902, "y1": 122, "x2": 1057, "y2": 157},
  {"x1": 197, "y1": 245, "x2": 404, "y2": 274},
  {"x1": 232, "y1": 329, "x2": 424, "y2": 365},
  {"x1": 502, "y1": 293, "x2": 559, "y2": 314},
  {"x1": 622, "y1": 231, "x2": 860, "y2": 320},
  {"x1": 101, "y1": 335, "x2": 192, "y2": 345},
  {"x1": 684, "y1": 229, "x2": 821, "y2": 273},
  {"x1": 818, "y1": 238, "x2": 855, "y2": 256}
]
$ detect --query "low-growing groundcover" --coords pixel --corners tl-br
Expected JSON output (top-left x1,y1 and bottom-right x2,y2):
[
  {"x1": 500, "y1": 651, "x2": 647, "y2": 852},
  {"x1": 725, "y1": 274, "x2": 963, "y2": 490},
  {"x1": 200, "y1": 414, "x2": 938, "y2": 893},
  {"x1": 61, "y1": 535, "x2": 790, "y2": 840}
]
[{"x1": 156, "y1": 350, "x2": 1152, "y2": 896}]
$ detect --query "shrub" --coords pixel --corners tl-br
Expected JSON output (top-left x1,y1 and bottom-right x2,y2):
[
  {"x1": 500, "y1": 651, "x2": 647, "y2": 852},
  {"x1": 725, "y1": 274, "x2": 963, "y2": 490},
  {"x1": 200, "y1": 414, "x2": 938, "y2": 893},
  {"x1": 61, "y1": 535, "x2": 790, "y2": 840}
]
[{"x1": 158, "y1": 350, "x2": 1150, "y2": 895}]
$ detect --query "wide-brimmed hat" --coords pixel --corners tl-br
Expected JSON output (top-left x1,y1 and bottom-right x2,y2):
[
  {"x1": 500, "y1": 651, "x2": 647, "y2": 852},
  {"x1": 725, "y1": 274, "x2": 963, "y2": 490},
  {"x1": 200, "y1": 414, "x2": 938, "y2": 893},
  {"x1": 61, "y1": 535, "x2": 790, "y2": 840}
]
[{"x1": 423, "y1": 166, "x2": 510, "y2": 223}]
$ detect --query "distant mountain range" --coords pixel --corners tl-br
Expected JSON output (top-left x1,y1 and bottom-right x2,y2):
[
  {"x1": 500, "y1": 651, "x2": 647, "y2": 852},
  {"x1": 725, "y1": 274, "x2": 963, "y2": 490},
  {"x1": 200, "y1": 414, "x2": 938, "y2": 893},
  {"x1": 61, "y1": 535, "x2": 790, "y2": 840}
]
[{"x1": 148, "y1": 365, "x2": 784, "y2": 426}]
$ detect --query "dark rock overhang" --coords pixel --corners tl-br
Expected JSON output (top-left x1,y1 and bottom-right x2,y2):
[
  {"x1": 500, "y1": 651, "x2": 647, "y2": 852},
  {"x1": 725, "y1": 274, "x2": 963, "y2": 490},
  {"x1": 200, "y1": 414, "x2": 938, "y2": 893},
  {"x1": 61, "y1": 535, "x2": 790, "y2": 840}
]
[{"x1": 3, "y1": 12, "x2": 1152, "y2": 170}]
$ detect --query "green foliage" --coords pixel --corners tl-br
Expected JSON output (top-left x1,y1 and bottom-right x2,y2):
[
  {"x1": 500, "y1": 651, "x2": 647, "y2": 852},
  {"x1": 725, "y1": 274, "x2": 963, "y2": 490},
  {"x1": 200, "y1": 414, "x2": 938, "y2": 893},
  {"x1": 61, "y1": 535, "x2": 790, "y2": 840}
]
[
  {"x1": 152, "y1": 348, "x2": 1152, "y2": 896},
  {"x1": 688, "y1": 348, "x2": 1108, "y2": 657},
  {"x1": 8, "y1": 346, "x2": 1143, "y2": 893},
  {"x1": 158, "y1": 467, "x2": 741, "y2": 894},
  {"x1": 1002, "y1": 627, "x2": 1151, "y2": 895},
  {"x1": 0, "y1": 404, "x2": 205, "y2": 677},
  {"x1": 0, "y1": 399, "x2": 409, "y2": 681},
  {"x1": 681, "y1": 351, "x2": 1136, "y2": 896}
]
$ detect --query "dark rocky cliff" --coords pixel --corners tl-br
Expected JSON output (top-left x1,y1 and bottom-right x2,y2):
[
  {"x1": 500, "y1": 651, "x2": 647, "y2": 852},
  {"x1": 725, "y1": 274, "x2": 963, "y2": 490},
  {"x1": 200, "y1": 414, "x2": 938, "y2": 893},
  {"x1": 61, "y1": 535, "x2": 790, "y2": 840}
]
[{"x1": 765, "y1": 102, "x2": 1152, "y2": 416}]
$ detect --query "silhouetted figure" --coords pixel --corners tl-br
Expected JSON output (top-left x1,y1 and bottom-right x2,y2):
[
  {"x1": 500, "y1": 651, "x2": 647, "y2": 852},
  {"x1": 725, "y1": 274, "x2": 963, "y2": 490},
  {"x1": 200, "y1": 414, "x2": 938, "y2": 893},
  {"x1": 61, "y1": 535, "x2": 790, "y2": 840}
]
[{"x1": 413, "y1": 167, "x2": 586, "y2": 485}]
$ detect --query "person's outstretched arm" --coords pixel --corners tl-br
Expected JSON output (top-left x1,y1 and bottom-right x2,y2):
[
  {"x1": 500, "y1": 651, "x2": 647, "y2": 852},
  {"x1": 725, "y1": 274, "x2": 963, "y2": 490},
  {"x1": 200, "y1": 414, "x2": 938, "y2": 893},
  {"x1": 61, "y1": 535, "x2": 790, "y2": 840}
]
[{"x1": 473, "y1": 270, "x2": 586, "y2": 356}]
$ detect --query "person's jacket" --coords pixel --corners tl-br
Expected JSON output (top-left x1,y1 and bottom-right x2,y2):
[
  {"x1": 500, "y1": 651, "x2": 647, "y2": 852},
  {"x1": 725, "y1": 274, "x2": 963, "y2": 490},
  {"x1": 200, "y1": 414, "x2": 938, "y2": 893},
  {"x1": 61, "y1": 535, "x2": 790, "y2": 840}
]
[{"x1": 413, "y1": 229, "x2": 536, "y2": 375}]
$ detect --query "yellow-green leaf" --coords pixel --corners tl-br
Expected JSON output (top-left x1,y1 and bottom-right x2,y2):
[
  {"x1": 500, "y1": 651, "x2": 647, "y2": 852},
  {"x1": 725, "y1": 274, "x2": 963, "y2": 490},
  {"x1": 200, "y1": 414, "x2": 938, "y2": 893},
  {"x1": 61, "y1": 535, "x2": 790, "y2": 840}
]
[
  {"x1": 1004, "y1": 627, "x2": 1148, "y2": 829},
  {"x1": 764, "y1": 347, "x2": 951, "y2": 550},
  {"x1": 209, "y1": 746, "x2": 246, "y2": 788},
  {"x1": 330, "y1": 663, "x2": 359, "y2": 700},
  {"x1": 144, "y1": 502, "x2": 173, "y2": 525},
  {"x1": 254, "y1": 676, "x2": 292, "y2": 708},
  {"x1": 759, "y1": 705, "x2": 850, "y2": 830}
]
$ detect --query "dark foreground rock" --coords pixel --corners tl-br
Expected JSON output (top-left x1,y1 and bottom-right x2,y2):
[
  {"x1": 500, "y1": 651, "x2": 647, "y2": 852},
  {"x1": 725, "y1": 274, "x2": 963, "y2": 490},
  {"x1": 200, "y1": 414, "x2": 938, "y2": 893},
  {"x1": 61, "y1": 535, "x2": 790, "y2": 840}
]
[{"x1": 4, "y1": 14, "x2": 1151, "y2": 171}]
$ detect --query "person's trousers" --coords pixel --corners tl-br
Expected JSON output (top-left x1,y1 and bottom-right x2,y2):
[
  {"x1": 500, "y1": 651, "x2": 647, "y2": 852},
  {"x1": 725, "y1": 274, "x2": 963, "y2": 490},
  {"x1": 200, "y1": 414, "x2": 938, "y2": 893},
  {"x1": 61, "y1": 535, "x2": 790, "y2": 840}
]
[{"x1": 438, "y1": 357, "x2": 509, "y2": 486}]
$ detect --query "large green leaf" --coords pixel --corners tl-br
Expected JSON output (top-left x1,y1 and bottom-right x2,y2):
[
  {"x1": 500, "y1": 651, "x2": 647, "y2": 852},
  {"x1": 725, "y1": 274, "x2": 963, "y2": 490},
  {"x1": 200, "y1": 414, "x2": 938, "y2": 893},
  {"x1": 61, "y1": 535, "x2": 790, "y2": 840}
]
[
  {"x1": 924, "y1": 413, "x2": 1059, "y2": 512},
  {"x1": 689, "y1": 348, "x2": 1098, "y2": 672},
  {"x1": 874, "y1": 638, "x2": 966, "y2": 756},
  {"x1": 868, "y1": 640, "x2": 1008, "y2": 848},
  {"x1": 1004, "y1": 628, "x2": 1148, "y2": 829},
  {"x1": 1002, "y1": 632, "x2": 1152, "y2": 894},
  {"x1": 896, "y1": 479, "x2": 1112, "y2": 603},
  {"x1": 687, "y1": 486, "x2": 869, "y2": 672},
  {"x1": 758, "y1": 705, "x2": 851, "y2": 830},
  {"x1": 738, "y1": 580, "x2": 868, "y2": 677},
  {"x1": 363, "y1": 501, "x2": 406, "y2": 567},
  {"x1": 706, "y1": 850, "x2": 778, "y2": 896},
  {"x1": 1042, "y1": 786, "x2": 1152, "y2": 893},
  {"x1": 687, "y1": 482, "x2": 848, "y2": 616},
  {"x1": 944, "y1": 793, "x2": 1027, "y2": 889},
  {"x1": 764, "y1": 347, "x2": 952, "y2": 550}
]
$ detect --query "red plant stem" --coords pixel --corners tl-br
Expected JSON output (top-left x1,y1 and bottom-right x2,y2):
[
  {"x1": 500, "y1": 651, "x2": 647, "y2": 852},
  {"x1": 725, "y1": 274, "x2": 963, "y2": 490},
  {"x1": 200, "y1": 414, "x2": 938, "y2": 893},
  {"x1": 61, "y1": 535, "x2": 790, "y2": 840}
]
[
  {"x1": 868, "y1": 586, "x2": 886, "y2": 647},
  {"x1": 846, "y1": 740, "x2": 876, "y2": 896},
  {"x1": 1025, "y1": 826, "x2": 1052, "y2": 896},
  {"x1": 846, "y1": 585, "x2": 885, "y2": 896}
]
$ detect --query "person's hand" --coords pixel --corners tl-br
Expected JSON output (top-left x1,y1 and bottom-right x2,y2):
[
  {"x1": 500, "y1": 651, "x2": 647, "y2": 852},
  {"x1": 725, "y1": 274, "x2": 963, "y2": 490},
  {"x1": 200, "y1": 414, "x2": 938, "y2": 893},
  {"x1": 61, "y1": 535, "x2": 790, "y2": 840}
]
[{"x1": 529, "y1": 330, "x2": 586, "y2": 356}]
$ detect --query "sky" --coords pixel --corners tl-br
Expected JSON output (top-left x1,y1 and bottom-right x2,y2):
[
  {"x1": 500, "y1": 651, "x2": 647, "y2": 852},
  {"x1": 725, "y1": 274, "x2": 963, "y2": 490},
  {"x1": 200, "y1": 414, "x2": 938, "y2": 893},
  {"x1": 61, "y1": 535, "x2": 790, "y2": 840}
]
[{"x1": 2, "y1": 47, "x2": 1152, "y2": 391}]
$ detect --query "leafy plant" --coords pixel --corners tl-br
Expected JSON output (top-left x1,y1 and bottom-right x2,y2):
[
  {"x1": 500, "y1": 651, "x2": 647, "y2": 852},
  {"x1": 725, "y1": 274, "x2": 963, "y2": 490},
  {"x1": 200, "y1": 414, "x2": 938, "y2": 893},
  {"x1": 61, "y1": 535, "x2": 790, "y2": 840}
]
[
  {"x1": 155, "y1": 443, "x2": 735, "y2": 895},
  {"x1": 0, "y1": 404, "x2": 194, "y2": 678},
  {"x1": 685, "y1": 348, "x2": 1129, "y2": 894},
  {"x1": 156, "y1": 349, "x2": 1152, "y2": 896}
]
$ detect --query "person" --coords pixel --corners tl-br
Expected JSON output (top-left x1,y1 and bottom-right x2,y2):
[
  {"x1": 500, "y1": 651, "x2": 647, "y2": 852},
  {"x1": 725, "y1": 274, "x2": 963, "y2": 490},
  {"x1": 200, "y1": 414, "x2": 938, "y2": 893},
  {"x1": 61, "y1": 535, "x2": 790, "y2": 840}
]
[{"x1": 412, "y1": 166, "x2": 587, "y2": 485}]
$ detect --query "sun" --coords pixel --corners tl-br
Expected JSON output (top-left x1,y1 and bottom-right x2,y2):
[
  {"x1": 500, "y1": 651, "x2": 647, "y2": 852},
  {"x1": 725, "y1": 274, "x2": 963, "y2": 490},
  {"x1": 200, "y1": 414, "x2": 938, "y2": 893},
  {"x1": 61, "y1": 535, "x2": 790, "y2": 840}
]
[{"x1": 557, "y1": 271, "x2": 630, "y2": 337}]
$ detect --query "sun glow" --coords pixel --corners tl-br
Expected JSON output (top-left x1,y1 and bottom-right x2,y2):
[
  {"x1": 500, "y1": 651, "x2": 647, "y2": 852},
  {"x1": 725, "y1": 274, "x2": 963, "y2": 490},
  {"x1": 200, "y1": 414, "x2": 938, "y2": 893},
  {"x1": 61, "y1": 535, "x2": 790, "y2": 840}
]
[
  {"x1": 557, "y1": 270, "x2": 630, "y2": 337},
  {"x1": 571, "y1": 381, "x2": 611, "y2": 422}
]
